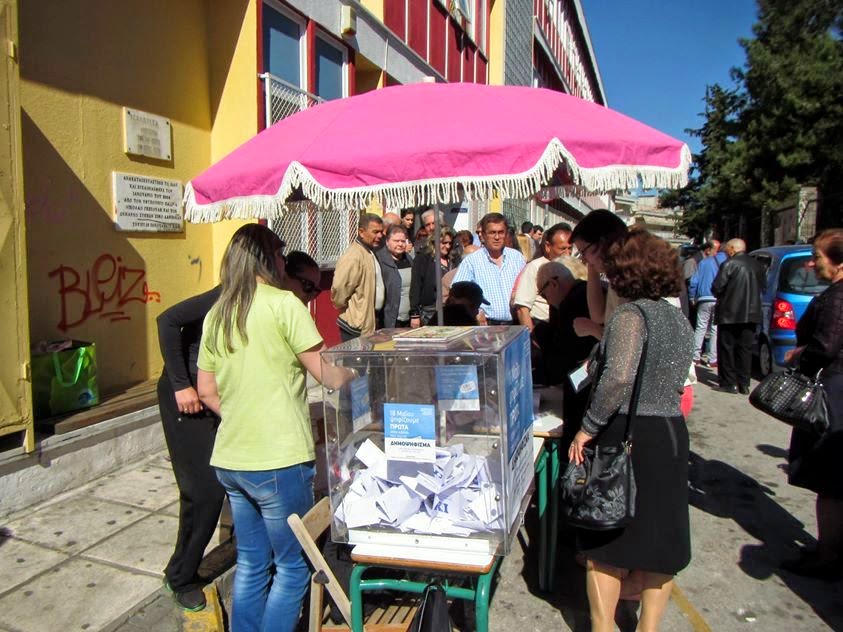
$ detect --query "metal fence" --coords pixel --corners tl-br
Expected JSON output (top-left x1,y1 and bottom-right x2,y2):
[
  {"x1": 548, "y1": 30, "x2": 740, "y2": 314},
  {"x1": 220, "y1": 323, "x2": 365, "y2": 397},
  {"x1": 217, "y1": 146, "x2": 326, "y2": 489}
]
[{"x1": 260, "y1": 73, "x2": 354, "y2": 267}]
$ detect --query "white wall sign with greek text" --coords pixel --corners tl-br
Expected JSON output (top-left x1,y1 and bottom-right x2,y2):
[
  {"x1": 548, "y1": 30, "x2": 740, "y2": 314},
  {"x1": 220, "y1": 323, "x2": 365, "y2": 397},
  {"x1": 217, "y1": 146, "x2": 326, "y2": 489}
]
[
  {"x1": 123, "y1": 108, "x2": 172, "y2": 160},
  {"x1": 112, "y1": 172, "x2": 183, "y2": 232}
]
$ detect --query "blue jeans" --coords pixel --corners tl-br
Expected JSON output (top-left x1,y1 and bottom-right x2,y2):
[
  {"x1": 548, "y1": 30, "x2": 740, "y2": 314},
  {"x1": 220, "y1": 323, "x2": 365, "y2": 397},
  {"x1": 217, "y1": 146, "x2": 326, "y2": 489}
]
[
  {"x1": 693, "y1": 300, "x2": 718, "y2": 363},
  {"x1": 215, "y1": 463, "x2": 315, "y2": 632}
]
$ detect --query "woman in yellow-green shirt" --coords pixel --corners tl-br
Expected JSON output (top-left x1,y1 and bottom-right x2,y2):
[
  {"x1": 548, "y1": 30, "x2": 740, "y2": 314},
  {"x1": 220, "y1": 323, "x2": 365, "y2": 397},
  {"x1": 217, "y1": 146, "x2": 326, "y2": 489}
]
[{"x1": 197, "y1": 224, "x2": 325, "y2": 632}]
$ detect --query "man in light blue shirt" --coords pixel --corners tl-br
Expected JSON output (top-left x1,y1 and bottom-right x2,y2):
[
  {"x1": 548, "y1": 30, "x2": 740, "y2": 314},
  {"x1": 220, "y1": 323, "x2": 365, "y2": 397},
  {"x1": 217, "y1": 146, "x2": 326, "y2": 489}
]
[{"x1": 453, "y1": 212, "x2": 525, "y2": 324}]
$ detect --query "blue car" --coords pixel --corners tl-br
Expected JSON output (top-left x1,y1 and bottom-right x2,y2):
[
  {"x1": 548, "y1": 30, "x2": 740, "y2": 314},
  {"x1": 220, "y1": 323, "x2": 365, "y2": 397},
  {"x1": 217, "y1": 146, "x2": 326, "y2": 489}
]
[{"x1": 749, "y1": 245, "x2": 830, "y2": 375}]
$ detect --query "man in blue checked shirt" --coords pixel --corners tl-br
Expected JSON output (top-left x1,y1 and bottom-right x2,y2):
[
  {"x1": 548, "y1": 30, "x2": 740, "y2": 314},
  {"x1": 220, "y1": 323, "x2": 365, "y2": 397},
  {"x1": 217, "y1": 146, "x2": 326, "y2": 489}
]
[{"x1": 453, "y1": 212, "x2": 525, "y2": 324}]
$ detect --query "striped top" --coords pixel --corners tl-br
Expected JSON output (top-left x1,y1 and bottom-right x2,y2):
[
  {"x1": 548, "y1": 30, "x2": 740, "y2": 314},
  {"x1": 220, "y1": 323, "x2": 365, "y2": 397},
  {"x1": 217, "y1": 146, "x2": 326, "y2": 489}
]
[{"x1": 453, "y1": 246, "x2": 525, "y2": 321}]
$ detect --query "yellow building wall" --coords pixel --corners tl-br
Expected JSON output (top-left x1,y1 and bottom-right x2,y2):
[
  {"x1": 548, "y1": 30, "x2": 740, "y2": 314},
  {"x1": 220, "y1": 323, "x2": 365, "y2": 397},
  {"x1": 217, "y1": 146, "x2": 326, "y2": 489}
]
[
  {"x1": 207, "y1": 0, "x2": 259, "y2": 279},
  {"x1": 359, "y1": 0, "x2": 384, "y2": 22},
  {"x1": 487, "y1": 0, "x2": 505, "y2": 85},
  {"x1": 18, "y1": 0, "x2": 257, "y2": 394}
]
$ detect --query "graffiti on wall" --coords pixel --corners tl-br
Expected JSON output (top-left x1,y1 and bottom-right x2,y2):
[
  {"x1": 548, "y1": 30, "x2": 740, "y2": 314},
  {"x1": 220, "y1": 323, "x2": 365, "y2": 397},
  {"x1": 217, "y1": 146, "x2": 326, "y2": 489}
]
[{"x1": 49, "y1": 254, "x2": 161, "y2": 331}]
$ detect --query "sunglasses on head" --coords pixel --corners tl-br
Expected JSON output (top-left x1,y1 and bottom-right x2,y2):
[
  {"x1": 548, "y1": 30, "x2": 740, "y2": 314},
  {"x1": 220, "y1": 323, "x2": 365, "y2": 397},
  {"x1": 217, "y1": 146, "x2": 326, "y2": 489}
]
[{"x1": 295, "y1": 276, "x2": 321, "y2": 295}]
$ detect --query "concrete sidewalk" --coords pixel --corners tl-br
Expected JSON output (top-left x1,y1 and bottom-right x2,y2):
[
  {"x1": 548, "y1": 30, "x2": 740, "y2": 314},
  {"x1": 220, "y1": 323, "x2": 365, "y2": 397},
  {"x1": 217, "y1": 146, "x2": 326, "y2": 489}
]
[
  {"x1": 0, "y1": 451, "x2": 232, "y2": 632},
  {"x1": 0, "y1": 445, "x2": 695, "y2": 632}
]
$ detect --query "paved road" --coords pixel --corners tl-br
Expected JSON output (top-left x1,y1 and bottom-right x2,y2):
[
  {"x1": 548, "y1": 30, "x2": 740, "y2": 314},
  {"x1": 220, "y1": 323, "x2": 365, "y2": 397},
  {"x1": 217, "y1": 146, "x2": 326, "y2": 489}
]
[{"x1": 489, "y1": 366, "x2": 843, "y2": 631}]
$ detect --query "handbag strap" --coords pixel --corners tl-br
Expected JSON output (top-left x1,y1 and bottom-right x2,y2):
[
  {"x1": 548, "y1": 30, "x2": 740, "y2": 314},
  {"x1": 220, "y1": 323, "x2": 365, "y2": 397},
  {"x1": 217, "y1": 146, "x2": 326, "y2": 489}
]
[{"x1": 621, "y1": 303, "x2": 650, "y2": 445}]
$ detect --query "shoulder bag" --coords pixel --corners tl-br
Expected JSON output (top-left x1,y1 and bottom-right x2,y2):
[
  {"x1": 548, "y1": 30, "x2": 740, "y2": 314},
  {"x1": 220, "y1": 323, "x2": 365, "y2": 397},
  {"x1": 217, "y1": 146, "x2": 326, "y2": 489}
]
[
  {"x1": 409, "y1": 582, "x2": 453, "y2": 632},
  {"x1": 749, "y1": 368, "x2": 829, "y2": 435},
  {"x1": 560, "y1": 305, "x2": 648, "y2": 531}
]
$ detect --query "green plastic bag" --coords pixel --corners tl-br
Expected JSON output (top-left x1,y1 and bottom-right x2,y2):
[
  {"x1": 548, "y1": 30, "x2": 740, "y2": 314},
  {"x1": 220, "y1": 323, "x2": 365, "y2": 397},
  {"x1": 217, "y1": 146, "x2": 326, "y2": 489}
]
[{"x1": 31, "y1": 341, "x2": 99, "y2": 419}]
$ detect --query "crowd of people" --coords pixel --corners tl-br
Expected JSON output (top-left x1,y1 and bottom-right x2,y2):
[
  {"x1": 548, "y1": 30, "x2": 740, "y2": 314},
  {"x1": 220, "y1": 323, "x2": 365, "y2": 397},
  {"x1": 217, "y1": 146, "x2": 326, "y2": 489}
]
[
  {"x1": 330, "y1": 209, "x2": 550, "y2": 337},
  {"x1": 154, "y1": 209, "x2": 842, "y2": 631}
]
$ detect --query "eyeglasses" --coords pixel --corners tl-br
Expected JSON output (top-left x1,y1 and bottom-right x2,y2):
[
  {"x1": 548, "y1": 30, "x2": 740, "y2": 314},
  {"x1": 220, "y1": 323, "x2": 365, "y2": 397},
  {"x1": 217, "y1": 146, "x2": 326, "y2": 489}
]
[
  {"x1": 538, "y1": 277, "x2": 557, "y2": 297},
  {"x1": 576, "y1": 242, "x2": 596, "y2": 260},
  {"x1": 295, "y1": 276, "x2": 321, "y2": 296}
]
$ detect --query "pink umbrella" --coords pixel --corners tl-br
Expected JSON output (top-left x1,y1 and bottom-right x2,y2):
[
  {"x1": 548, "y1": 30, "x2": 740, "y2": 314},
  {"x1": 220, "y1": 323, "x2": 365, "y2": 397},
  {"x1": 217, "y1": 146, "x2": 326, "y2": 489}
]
[{"x1": 184, "y1": 82, "x2": 690, "y2": 222}]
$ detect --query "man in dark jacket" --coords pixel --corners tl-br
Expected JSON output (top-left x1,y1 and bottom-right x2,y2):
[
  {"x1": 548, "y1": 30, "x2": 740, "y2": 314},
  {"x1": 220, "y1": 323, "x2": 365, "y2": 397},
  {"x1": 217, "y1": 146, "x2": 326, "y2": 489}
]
[{"x1": 712, "y1": 238, "x2": 766, "y2": 394}]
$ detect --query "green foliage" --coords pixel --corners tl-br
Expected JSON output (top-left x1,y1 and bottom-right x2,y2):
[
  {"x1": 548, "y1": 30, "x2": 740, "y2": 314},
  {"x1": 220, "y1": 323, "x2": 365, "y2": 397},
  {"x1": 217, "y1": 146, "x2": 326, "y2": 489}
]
[{"x1": 678, "y1": 0, "x2": 843, "y2": 241}]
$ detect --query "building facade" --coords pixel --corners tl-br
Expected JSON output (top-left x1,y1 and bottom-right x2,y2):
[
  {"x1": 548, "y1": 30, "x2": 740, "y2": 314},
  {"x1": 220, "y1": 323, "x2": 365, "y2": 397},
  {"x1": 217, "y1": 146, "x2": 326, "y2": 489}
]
[{"x1": 0, "y1": 0, "x2": 604, "y2": 448}]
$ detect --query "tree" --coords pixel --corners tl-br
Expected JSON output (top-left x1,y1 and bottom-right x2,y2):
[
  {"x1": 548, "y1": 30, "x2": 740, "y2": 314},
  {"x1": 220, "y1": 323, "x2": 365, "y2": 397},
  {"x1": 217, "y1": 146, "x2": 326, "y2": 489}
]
[
  {"x1": 661, "y1": 85, "x2": 752, "y2": 241},
  {"x1": 673, "y1": 0, "x2": 843, "y2": 244},
  {"x1": 738, "y1": 0, "x2": 843, "y2": 237}
]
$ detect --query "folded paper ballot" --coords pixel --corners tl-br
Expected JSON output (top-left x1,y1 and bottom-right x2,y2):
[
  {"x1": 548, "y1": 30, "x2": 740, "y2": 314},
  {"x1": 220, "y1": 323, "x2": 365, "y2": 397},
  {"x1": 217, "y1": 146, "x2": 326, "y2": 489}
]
[{"x1": 335, "y1": 438, "x2": 504, "y2": 536}]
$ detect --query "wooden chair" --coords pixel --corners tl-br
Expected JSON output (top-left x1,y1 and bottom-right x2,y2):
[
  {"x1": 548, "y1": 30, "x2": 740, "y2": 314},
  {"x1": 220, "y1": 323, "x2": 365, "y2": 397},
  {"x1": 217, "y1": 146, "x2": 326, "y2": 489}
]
[{"x1": 287, "y1": 498, "x2": 416, "y2": 632}]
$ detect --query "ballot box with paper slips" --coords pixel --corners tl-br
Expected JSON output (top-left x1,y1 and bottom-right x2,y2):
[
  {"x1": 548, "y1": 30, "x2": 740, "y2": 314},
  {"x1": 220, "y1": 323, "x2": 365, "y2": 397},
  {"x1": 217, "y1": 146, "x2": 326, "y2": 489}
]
[{"x1": 320, "y1": 326, "x2": 534, "y2": 556}]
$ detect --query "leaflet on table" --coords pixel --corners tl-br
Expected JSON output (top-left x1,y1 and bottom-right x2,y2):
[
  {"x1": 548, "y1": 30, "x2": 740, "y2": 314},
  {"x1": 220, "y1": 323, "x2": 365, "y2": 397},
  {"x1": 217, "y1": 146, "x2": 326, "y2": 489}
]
[
  {"x1": 435, "y1": 365, "x2": 480, "y2": 411},
  {"x1": 568, "y1": 361, "x2": 591, "y2": 393},
  {"x1": 350, "y1": 375, "x2": 371, "y2": 432},
  {"x1": 335, "y1": 438, "x2": 503, "y2": 535},
  {"x1": 384, "y1": 403, "x2": 436, "y2": 463}
]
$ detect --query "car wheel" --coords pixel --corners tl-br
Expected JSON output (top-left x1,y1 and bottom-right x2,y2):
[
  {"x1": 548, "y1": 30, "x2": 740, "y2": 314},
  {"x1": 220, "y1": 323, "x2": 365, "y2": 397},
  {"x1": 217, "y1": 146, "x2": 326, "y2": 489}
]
[{"x1": 759, "y1": 338, "x2": 773, "y2": 377}]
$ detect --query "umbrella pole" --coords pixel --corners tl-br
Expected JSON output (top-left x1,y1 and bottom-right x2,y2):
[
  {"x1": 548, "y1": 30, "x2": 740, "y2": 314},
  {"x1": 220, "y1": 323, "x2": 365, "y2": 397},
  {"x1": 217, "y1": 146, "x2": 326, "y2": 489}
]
[{"x1": 434, "y1": 208, "x2": 443, "y2": 325}]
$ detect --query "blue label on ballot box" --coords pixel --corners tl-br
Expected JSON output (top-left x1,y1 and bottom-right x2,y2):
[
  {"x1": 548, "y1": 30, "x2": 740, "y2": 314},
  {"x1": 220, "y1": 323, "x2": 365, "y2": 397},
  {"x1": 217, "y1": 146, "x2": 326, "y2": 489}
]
[
  {"x1": 383, "y1": 403, "x2": 436, "y2": 463},
  {"x1": 350, "y1": 375, "x2": 371, "y2": 432},
  {"x1": 435, "y1": 365, "x2": 480, "y2": 411},
  {"x1": 505, "y1": 330, "x2": 534, "y2": 528}
]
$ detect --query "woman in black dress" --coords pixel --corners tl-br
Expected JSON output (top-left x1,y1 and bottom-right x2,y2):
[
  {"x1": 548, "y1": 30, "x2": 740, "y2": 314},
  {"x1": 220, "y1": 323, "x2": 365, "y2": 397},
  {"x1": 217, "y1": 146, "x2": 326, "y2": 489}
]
[
  {"x1": 782, "y1": 228, "x2": 843, "y2": 580},
  {"x1": 568, "y1": 231, "x2": 693, "y2": 632}
]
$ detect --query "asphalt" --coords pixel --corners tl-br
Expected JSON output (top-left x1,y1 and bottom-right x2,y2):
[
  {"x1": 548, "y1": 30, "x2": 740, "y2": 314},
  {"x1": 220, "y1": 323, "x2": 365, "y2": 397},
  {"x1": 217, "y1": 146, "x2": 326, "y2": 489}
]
[{"x1": 1, "y1": 370, "x2": 841, "y2": 631}]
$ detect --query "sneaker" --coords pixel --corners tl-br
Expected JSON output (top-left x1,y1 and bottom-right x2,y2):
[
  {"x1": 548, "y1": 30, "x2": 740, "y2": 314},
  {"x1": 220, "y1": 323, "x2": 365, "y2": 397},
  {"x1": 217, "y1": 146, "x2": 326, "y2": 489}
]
[
  {"x1": 164, "y1": 580, "x2": 207, "y2": 612},
  {"x1": 705, "y1": 361, "x2": 718, "y2": 368}
]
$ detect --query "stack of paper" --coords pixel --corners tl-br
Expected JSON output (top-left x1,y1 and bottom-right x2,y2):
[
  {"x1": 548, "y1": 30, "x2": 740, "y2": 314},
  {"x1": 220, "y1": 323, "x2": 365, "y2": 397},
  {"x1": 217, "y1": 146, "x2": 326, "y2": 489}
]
[{"x1": 335, "y1": 439, "x2": 504, "y2": 536}]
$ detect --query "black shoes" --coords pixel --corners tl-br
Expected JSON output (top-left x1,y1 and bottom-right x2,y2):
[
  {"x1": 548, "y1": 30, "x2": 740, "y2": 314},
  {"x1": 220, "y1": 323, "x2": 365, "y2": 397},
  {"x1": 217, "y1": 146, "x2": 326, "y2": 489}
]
[
  {"x1": 164, "y1": 580, "x2": 207, "y2": 612},
  {"x1": 717, "y1": 384, "x2": 750, "y2": 394},
  {"x1": 781, "y1": 552, "x2": 842, "y2": 582}
]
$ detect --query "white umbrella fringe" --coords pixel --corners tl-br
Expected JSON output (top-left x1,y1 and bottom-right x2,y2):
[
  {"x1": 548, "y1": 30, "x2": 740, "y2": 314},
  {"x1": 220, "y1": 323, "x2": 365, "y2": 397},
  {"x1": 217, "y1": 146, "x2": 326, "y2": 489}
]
[{"x1": 183, "y1": 139, "x2": 692, "y2": 222}]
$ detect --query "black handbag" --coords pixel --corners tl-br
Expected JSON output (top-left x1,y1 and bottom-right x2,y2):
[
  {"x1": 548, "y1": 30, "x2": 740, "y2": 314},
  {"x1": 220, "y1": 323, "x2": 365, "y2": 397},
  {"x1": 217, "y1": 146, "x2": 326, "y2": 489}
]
[
  {"x1": 749, "y1": 368, "x2": 829, "y2": 435},
  {"x1": 409, "y1": 582, "x2": 453, "y2": 632},
  {"x1": 560, "y1": 305, "x2": 648, "y2": 531}
]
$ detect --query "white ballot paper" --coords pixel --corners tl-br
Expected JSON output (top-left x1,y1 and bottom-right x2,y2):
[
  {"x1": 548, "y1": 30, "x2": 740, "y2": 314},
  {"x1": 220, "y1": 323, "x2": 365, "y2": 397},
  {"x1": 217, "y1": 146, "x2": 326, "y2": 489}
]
[
  {"x1": 568, "y1": 361, "x2": 591, "y2": 393},
  {"x1": 335, "y1": 440, "x2": 504, "y2": 536}
]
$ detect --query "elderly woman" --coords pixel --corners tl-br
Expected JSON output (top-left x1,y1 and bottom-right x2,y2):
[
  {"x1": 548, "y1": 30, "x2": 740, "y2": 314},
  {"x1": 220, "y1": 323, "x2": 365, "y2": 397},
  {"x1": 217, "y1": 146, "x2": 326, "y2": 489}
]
[
  {"x1": 376, "y1": 224, "x2": 413, "y2": 327},
  {"x1": 782, "y1": 228, "x2": 843, "y2": 580},
  {"x1": 409, "y1": 226, "x2": 456, "y2": 327},
  {"x1": 568, "y1": 230, "x2": 694, "y2": 632}
]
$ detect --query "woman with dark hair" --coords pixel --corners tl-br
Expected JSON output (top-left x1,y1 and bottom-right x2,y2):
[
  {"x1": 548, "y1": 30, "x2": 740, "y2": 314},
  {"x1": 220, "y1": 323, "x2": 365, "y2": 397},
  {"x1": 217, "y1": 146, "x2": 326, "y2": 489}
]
[
  {"x1": 568, "y1": 230, "x2": 694, "y2": 632},
  {"x1": 409, "y1": 226, "x2": 456, "y2": 326},
  {"x1": 782, "y1": 228, "x2": 843, "y2": 580},
  {"x1": 157, "y1": 285, "x2": 226, "y2": 612},
  {"x1": 197, "y1": 224, "x2": 326, "y2": 632},
  {"x1": 569, "y1": 209, "x2": 629, "y2": 339},
  {"x1": 283, "y1": 251, "x2": 323, "y2": 304}
]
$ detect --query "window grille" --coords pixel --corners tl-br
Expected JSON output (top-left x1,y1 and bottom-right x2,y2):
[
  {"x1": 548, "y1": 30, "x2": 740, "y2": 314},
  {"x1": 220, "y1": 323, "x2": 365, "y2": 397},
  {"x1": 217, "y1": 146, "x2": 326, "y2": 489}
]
[{"x1": 260, "y1": 73, "x2": 355, "y2": 266}]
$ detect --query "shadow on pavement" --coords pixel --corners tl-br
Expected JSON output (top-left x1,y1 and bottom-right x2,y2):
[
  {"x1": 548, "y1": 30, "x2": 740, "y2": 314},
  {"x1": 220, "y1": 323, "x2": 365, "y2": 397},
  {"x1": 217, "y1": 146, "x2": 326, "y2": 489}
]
[
  {"x1": 756, "y1": 443, "x2": 788, "y2": 459},
  {"x1": 518, "y1": 503, "x2": 639, "y2": 631},
  {"x1": 688, "y1": 451, "x2": 843, "y2": 630}
]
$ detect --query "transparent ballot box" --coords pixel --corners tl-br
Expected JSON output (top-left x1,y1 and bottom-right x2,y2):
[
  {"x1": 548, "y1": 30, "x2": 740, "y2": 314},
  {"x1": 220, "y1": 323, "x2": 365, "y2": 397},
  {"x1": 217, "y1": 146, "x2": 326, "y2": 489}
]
[{"x1": 320, "y1": 326, "x2": 534, "y2": 556}]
